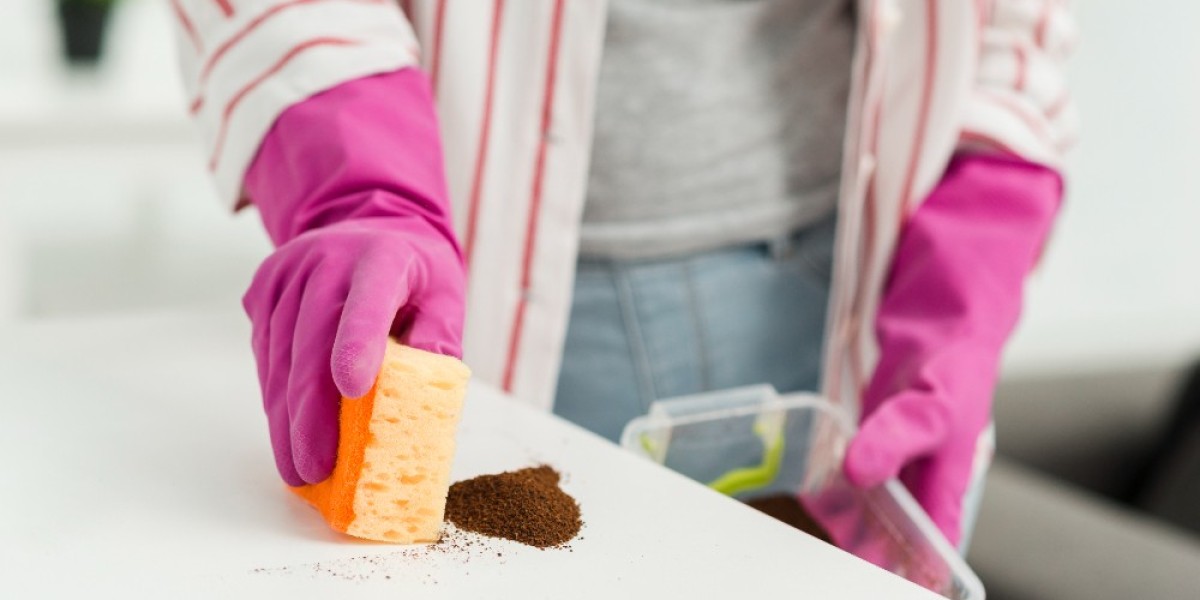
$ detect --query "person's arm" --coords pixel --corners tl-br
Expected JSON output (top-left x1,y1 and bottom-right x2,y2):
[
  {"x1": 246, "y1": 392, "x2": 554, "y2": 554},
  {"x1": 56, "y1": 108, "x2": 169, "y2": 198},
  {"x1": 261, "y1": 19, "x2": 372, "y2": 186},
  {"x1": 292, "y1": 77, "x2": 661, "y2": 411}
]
[
  {"x1": 171, "y1": 4, "x2": 464, "y2": 487},
  {"x1": 241, "y1": 69, "x2": 465, "y2": 487},
  {"x1": 958, "y1": 0, "x2": 1079, "y2": 161},
  {"x1": 843, "y1": 0, "x2": 1078, "y2": 547},
  {"x1": 845, "y1": 153, "x2": 1061, "y2": 547},
  {"x1": 168, "y1": 0, "x2": 421, "y2": 207}
]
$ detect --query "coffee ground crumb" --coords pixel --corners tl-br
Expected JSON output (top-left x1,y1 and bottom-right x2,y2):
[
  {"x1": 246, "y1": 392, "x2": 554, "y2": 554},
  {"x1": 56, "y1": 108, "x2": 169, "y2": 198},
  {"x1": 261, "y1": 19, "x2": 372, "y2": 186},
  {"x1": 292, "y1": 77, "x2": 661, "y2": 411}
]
[{"x1": 444, "y1": 465, "x2": 582, "y2": 548}]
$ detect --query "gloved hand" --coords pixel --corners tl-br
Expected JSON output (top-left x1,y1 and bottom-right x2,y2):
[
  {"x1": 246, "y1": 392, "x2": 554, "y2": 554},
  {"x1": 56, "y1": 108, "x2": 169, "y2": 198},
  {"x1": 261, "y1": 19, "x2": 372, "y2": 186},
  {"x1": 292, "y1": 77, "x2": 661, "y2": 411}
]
[
  {"x1": 242, "y1": 68, "x2": 464, "y2": 486},
  {"x1": 841, "y1": 153, "x2": 1063, "y2": 547}
]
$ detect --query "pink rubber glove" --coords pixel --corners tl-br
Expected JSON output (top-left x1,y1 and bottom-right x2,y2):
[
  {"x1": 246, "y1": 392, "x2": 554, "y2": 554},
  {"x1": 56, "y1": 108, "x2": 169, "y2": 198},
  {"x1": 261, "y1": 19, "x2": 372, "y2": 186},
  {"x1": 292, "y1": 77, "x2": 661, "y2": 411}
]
[
  {"x1": 842, "y1": 153, "x2": 1063, "y2": 546},
  {"x1": 242, "y1": 68, "x2": 465, "y2": 486}
]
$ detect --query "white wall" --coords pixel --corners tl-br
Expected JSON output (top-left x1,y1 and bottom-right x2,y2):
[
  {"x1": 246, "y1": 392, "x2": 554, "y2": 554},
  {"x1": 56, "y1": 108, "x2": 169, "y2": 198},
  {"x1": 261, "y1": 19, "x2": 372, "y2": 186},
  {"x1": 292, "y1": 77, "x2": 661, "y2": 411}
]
[
  {"x1": 1003, "y1": 0, "x2": 1200, "y2": 376},
  {"x1": 0, "y1": 0, "x2": 271, "y2": 319},
  {"x1": 2, "y1": 0, "x2": 1198, "y2": 376}
]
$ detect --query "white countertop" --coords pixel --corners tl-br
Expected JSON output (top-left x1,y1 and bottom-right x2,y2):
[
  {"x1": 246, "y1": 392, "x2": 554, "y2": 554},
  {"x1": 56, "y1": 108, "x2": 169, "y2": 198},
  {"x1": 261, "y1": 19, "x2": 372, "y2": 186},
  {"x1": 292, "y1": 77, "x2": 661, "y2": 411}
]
[{"x1": 0, "y1": 311, "x2": 941, "y2": 599}]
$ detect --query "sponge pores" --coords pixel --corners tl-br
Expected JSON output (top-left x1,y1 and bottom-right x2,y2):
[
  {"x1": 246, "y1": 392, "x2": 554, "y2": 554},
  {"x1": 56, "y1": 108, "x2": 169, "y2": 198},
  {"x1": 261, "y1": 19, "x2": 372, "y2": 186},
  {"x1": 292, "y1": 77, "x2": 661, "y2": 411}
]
[{"x1": 290, "y1": 341, "x2": 469, "y2": 543}]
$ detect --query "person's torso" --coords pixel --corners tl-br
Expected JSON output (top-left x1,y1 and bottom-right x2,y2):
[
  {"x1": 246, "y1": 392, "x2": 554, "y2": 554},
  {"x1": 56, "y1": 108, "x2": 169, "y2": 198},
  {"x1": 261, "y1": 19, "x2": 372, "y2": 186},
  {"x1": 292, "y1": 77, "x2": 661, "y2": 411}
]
[{"x1": 581, "y1": 0, "x2": 855, "y2": 259}]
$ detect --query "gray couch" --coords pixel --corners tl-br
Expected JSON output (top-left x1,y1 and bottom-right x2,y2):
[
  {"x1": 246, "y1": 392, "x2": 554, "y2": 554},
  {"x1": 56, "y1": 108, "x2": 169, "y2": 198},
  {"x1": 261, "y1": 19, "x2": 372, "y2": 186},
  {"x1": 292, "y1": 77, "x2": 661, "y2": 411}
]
[{"x1": 970, "y1": 367, "x2": 1200, "y2": 599}]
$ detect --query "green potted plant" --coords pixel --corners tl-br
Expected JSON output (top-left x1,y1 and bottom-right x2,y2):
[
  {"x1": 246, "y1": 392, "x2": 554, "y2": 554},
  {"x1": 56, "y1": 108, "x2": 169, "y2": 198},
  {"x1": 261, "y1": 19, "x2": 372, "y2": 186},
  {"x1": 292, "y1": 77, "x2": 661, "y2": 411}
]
[{"x1": 56, "y1": 0, "x2": 119, "y2": 66}]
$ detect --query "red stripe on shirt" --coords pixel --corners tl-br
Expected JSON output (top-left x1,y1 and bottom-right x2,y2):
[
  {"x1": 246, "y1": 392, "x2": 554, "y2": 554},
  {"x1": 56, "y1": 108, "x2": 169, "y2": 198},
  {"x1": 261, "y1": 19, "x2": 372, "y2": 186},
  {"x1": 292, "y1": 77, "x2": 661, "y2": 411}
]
[
  {"x1": 171, "y1": 0, "x2": 204, "y2": 53},
  {"x1": 960, "y1": 129, "x2": 1021, "y2": 157},
  {"x1": 978, "y1": 89, "x2": 1054, "y2": 145},
  {"x1": 430, "y1": 0, "x2": 448, "y2": 93},
  {"x1": 977, "y1": 0, "x2": 993, "y2": 26},
  {"x1": 213, "y1": 0, "x2": 235, "y2": 17},
  {"x1": 193, "y1": 0, "x2": 383, "y2": 104},
  {"x1": 1035, "y1": 0, "x2": 1055, "y2": 48},
  {"x1": 1044, "y1": 89, "x2": 1070, "y2": 119},
  {"x1": 1013, "y1": 43, "x2": 1028, "y2": 92},
  {"x1": 208, "y1": 37, "x2": 359, "y2": 171},
  {"x1": 501, "y1": 0, "x2": 566, "y2": 394},
  {"x1": 462, "y1": 0, "x2": 505, "y2": 264},
  {"x1": 899, "y1": 0, "x2": 938, "y2": 216}
]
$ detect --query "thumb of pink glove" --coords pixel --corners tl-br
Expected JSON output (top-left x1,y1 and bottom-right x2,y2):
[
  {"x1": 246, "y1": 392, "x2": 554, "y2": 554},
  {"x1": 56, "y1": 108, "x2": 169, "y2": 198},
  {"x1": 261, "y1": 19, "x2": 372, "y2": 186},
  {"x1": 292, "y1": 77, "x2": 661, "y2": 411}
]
[
  {"x1": 842, "y1": 153, "x2": 1062, "y2": 547},
  {"x1": 242, "y1": 68, "x2": 465, "y2": 486}
]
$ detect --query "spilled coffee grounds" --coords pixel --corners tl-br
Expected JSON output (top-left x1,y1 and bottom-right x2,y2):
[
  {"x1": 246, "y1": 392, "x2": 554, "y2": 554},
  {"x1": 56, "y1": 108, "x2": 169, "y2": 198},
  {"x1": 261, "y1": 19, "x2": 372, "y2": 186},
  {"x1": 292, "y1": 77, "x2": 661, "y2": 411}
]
[
  {"x1": 746, "y1": 494, "x2": 832, "y2": 544},
  {"x1": 444, "y1": 465, "x2": 582, "y2": 548}
]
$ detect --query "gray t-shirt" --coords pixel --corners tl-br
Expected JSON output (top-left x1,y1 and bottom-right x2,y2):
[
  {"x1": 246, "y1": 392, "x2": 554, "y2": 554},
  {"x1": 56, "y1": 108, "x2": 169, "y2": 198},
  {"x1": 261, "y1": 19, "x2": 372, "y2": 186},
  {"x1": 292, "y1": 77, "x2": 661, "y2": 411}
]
[{"x1": 581, "y1": 0, "x2": 854, "y2": 259}]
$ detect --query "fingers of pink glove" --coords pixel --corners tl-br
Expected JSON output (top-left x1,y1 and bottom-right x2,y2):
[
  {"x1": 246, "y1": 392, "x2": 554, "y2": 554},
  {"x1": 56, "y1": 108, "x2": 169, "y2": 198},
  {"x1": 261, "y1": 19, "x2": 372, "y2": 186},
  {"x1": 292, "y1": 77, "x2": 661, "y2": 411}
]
[
  {"x1": 266, "y1": 395, "x2": 304, "y2": 487},
  {"x1": 288, "y1": 266, "x2": 349, "y2": 483},
  {"x1": 265, "y1": 275, "x2": 307, "y2": 487},
  {"x1": 255, "y1": 330, "x2": 307, "y2": 487},
  {"x1": 845, "y1": 391, "x2": 951, "y2": 488},
  {"x1": 397, "y1": 307, "x2": 464, "y2": 359},
  {"x1": 262, "y1": 282, "x2": 304, "y2": 487},
  {"x1": 245, "y1": 261, "x2": 283, "y2": 399},
  {"x1": 395, "y1": 261, "x2": 465, "y2": 359},
  {"x1": 246, "y1": 296, "x2": 272, "y2": 402},
  {"x1": 899, "y1": 452, "x2": 973, "y2": 547},
  {"x1": 245, "y1": 256, "x2": 300, "y2": 484},
  {"x1": 330, "y1": 253, "x2": 411, "y2": 399}
]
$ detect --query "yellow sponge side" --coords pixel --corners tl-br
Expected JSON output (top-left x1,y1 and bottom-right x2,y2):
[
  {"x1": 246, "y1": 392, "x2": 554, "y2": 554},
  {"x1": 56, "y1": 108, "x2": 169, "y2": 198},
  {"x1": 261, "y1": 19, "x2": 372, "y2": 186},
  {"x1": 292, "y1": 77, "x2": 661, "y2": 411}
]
[{"x1": 291, "y1": 341, "x2": 469, "y2": 543}]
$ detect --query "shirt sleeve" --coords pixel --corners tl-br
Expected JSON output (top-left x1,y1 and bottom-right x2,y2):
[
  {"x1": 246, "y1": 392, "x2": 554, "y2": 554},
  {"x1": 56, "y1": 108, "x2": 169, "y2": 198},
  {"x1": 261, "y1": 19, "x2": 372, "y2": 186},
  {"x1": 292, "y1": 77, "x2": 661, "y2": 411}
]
[
  {"x1": 959, "y1": 0, "x2": 1079, "y2": 166},
  {"x1": 168, "y1": 0, "x2": 420, "y2": 208}
]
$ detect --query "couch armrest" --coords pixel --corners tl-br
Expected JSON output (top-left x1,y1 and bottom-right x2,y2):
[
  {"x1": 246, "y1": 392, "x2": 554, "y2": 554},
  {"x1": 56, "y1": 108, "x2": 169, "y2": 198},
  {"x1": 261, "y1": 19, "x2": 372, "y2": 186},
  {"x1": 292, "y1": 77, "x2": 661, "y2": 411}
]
[
  {"x1": 993, "y1": 367, "x2": 1179, "y2": 497},
  {"x1": 971, "y1": 458, "x2": 1200, "y2": 600}
]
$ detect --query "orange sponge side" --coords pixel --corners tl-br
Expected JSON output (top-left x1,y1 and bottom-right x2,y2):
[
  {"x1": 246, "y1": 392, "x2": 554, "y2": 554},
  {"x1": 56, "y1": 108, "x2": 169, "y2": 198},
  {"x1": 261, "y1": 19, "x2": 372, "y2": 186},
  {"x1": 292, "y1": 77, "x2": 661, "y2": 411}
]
[
  {"x1": 289, "y1": 341, "x2": 469, "y2": 543},
  {"x1": 289, "y1": 381, "x2": 376, "y2": 533}
]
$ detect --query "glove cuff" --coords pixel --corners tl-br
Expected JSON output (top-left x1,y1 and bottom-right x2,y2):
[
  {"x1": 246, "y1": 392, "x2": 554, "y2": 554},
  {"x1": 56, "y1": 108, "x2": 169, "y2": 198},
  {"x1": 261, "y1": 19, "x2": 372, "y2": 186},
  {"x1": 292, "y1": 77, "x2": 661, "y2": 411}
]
[{"x1": 244, "y1": 67, "x2": 459, "y2": 255}]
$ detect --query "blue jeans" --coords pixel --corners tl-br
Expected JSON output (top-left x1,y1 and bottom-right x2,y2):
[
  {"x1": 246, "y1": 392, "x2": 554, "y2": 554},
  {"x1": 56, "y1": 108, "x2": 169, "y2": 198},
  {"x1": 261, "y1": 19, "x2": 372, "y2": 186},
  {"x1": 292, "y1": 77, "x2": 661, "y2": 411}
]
[
  {"x1": 554, "y1": 213, "x2": 986, "y2": 552},
  {"x1": 554, "y1": 216, "x2": 837, "y2": 442}
]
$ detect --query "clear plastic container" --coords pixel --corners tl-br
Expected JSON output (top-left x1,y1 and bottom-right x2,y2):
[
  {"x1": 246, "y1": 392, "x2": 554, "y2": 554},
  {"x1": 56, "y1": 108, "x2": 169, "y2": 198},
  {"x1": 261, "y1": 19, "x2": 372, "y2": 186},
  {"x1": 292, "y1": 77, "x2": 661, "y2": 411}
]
[{"x1": 620, "y1": 385, "x2": 985, "y2": 600}]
